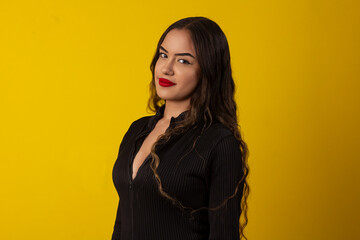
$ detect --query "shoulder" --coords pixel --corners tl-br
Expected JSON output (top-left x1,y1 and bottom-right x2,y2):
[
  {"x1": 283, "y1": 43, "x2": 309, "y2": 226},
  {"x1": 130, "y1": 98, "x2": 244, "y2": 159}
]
[
  {"x1": 200, "y1": 121, "x2": 238, "y2": 145},
  {"x1": 116, "y1": 115, "x2": 154, "y2": 151},
  {"x1": 195, "y1": 121, "x2": 240, "y2": 154},
  {"x1": 194, "y1": 121, "x2": 243, "y2": 179},
  {"x1": 204, "y1": 123, "x2": 243, "y2": 174},
  {"x1": 121, "y1": 115, "x2": 153, "y2": 140},
  {"x1": 128, "y1": 115, "x2": 153, "y2": 130}
]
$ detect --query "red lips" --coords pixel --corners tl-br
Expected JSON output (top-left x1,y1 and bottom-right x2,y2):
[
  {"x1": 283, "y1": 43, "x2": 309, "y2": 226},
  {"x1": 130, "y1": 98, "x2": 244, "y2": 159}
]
[{"x1": 159, "y1": 78, "x2": 176, "y2": 87}]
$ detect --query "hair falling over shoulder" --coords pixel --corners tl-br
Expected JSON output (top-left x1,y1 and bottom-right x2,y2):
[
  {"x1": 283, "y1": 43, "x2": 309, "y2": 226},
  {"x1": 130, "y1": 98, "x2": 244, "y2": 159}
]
[{"x1": 147, "y1": 17, "x2": 250, "y2": 239}]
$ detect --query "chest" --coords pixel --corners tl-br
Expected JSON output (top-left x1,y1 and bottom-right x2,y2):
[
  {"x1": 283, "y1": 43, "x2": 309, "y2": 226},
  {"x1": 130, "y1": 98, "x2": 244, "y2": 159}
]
[
  {"x1": 113, "y1": 128, "x2": 213, "y2": 209},
  {"x1": 131, "y1": 121, "x2": 169, "y2": 180}
]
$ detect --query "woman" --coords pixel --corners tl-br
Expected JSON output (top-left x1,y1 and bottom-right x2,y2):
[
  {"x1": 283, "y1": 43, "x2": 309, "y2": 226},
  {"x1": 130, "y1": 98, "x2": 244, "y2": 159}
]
[{"x1": 112, "y1": 17, "x2": 249, "y2": 240}]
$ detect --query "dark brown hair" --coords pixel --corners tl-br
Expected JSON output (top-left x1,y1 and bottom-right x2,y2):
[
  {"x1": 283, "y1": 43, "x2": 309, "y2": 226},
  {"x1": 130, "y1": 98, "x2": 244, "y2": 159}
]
[{"x1": 147, "y1": 16, "x2": 250, "y2": 239}]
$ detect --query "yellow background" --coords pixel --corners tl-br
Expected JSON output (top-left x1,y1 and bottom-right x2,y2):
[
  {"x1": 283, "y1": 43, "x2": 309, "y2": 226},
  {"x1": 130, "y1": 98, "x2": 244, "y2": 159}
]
[{"x1": 1, "y1": 0, "x2": 359, "y2": 239}]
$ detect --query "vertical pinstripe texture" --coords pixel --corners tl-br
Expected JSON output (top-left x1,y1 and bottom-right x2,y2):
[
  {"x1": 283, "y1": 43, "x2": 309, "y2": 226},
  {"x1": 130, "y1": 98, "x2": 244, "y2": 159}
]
[{"x1": 112, "y1": 105, "x2": 244, "y2": 240}]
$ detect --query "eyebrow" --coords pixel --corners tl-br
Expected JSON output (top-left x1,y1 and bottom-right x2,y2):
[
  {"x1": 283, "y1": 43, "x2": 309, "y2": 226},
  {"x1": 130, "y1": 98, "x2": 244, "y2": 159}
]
[{"x1": 160, "y1": 46, "x2": 196, "y2": 59}]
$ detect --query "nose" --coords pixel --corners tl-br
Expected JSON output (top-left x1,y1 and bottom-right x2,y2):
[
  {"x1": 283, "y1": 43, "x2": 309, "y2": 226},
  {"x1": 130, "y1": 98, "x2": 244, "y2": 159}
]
[{"x1": 161, "y1": 59, "x2": 174, "y2": 75}]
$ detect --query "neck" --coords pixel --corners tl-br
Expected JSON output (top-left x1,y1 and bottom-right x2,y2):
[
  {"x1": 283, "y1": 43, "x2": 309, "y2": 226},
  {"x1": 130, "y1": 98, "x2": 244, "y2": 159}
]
[{"x1": 162, "y1": 100, "x2": 190, "y2": 121}]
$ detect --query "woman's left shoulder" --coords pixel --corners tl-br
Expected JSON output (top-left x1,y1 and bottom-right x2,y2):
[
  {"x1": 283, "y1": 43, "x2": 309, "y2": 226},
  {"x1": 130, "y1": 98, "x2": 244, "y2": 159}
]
[
  {"x1": 195, "y1": 121, "x2": 239, "y2": 152},
  {"x1": 203, "y1": 120, "x2": 236, "y2": 139}
]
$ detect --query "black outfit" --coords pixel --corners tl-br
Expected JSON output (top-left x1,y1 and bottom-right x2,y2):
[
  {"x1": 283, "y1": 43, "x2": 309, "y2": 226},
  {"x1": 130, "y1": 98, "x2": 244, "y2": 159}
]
[{"x1": 112, "y1": 105, "x2": 244, "y2": 240}]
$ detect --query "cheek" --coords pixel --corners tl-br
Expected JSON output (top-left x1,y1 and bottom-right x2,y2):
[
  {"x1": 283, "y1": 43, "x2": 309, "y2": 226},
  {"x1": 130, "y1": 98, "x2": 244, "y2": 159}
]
[
  {"x1": 154, "y1": 58, "x2": 164, "y2": 74},
  {"x1": 183, "y1": 70, "x2": 200, "y2": 86},
  {"x1": 154, "y1": 62, "x2": 160, "y2": 75}
]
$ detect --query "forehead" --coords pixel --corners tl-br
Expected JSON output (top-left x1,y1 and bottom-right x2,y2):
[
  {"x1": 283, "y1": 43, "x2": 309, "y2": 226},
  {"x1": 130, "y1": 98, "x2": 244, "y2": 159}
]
[{"x1": 161, "y1": 29, "x2": 196, "y2": 55}]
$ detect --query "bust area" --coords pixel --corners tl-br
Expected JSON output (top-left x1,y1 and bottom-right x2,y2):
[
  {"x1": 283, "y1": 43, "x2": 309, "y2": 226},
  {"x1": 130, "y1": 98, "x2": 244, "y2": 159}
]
[{"x1": 131, "y1": 118, "x2": 170, "y2": 180}]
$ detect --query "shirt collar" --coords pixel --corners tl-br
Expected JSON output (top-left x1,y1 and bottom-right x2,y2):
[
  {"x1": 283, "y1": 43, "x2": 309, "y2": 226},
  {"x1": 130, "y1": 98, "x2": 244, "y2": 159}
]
[{"x1": 148, "y1": 104, "x2": 189, "y2": 129}]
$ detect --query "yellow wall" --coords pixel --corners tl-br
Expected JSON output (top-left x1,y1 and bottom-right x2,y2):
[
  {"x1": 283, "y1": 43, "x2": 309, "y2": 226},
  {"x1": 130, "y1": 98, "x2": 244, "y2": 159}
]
[{"x1": 1, "y1": 0, "x2": 359, "y2": 239}]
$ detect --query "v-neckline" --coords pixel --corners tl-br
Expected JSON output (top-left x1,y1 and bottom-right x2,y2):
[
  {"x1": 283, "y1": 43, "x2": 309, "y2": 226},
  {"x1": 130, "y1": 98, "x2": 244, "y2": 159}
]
[
  {"x1": 129, "y1": 106, "x2": 189, "y2": 182},
  {"x1": 130, "y1": 131, "x2": 152, "y2": 181},
  {"x1": 131, "y1": 150, "x2": 151, "y2": 181}
]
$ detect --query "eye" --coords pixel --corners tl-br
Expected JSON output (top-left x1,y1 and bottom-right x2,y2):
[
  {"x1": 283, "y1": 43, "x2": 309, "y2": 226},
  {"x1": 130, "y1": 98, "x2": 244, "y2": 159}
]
[
  {"x1": 178, "y1": 59, "x2": 190, "y2": 64},
  {"x1": 159, "y1": 52, "x2": 167, "y2": 58}
]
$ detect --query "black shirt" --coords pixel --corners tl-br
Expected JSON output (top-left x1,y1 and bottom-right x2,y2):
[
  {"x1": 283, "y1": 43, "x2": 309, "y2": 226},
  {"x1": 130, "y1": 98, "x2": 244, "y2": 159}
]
[{"x1": 112, "y1": 105, "x2": 244, "y2": 240}]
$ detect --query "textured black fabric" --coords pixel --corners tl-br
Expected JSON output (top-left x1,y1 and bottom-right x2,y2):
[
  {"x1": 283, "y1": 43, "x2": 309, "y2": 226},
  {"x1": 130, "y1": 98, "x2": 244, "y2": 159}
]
[{"x1": 112, "y1": 105, "x2": 244, "y2": 240}]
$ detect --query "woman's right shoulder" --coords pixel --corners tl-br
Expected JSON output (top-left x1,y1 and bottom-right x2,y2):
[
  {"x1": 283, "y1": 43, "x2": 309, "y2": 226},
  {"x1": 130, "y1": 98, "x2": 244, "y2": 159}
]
[
  {"x1": 117, "y1": 115, "x2": 153, "y2": 150},
  {"x1": 127, "y1": 115, "x2": 152, "y2": 130},
  {"x1": 122, "y1": 115, "x2": 154, "y2": 137}
]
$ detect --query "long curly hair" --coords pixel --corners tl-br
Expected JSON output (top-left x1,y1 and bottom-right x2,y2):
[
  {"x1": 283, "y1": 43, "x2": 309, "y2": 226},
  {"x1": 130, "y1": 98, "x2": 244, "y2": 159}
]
[{"x1": 147, "y1": 17, "x2": 250, "y2": 239}]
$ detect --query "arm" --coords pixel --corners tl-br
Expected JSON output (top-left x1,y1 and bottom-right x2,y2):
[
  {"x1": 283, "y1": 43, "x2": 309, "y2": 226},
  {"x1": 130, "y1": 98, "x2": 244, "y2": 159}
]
[
  {"x1": 208, "y1": 135, "x2": 244, "y2": 240},
  {"x1": 111, "y1": 200, "x2": 121, "y2": 240}
]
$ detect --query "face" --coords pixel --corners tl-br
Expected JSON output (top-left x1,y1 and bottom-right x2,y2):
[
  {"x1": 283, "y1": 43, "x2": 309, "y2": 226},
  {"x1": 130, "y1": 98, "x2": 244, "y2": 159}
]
[{"x1": 154, "y1": 29, "x2": 201, "y2": 104}]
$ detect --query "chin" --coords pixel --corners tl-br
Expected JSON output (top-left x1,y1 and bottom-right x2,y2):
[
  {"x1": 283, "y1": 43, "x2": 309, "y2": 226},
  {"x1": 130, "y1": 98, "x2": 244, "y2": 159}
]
[
  {"x1": 157, "y1": 94, "x2": 173, "y2": 101},
  {"x1": 156, "y1": 88, "x2": 173, "y2": 100}
]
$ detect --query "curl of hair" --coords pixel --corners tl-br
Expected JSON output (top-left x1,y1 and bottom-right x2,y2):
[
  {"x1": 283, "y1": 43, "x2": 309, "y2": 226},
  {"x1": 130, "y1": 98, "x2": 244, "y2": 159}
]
[{"x1": 147, "y1": 17, "x2": 250, "y2": 239}]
